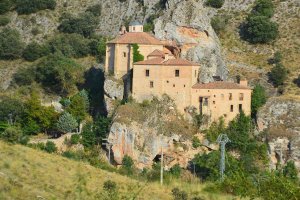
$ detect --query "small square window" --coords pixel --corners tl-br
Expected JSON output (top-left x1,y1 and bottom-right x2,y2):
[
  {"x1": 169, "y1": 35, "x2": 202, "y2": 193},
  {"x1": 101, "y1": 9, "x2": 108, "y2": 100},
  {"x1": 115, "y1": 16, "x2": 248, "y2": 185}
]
[
  {"x1": 229, "y1": 93, "x2": 233, "y2": 100},
  {"x1": 146, "y1": 69, "x2": 150, "y2": 77},
  {"x1": 166, "y1": 80, "x2": 169, "y2": 83},
  {"x1": 173, "y1": 84, "x2": 175, "y2": 87},
  {"x1": 239, "y1": 93, "x2": 244, "y2": 101},
  {"x1": 150, "y1": 81, "x2": 154, "y2": 88},
  {"x1": 123, "y1": 52, "x2": 126, "y2": 57},
  {"x1": 184, "y1": 85, "x2": 186, "y2": 87},
  {"x1": 230, "y1": 105, "x2": 234, "y2": 112},
  {"x1": 213, "y1": 101, "x2": 215, "y2": 104},
  {"x1": 175, "y1": 70, "x2": 180, "y2": 77},
  {"x1": 239, "y1": 104, "x2": 243, "y2": 112}
]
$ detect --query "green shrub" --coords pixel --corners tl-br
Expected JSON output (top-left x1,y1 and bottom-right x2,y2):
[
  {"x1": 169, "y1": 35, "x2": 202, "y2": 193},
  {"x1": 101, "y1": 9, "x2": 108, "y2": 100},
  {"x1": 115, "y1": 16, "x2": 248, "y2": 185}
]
[
  {"x1": 86, "y1": 4, "x2": 102, "y2": 16},
  {"x1": 0, "y1": 16, "x2": 10, "y2": 26},
  {"x1": 15, "y1": 0, "x2": 56, "y2": 15},
  {"x1": 252, "y1": 0, "x2": 274, "y2": 18},
  {"x1": 170, "y1": 164, "x2": 181, "y2": 178},
  {"x1": 0, "y1": 126, "x2": 23, "y2": 144},
  {"x1": 56, "y1": 112, "x2": 78, "y2": 133},
  {"x1": 48, "y1": 33, "x2": 91, "y2": 58},
  {"x1": 0, "y1": 97, "x2": 24, "y2": 124},
  {"x1": 132, "y1": 44, "x2": 144, "y2": 62},
  {"x1": 88, "y1": 35, "x2": 106, "y2": 61},
  {"x1": 270, "y1": 63, "x2": 287, "y2": 87},
  {"x1": 211, "y1": 15, "x2": 228, "y2": 35},
  {"x1": 44, "y1": 141, "x2": 57, "y2": 153},
  {"x1": 23, "y1": 42, "x2": 50, "y2": 61},
  {"x1": 0, "y1": 28, "x2": 24, "y2": 60},
  {"x1": 244, "y1": 15, "x2": 278, "y2": 44},
  {"x1": 13, "y1": 67, "x2": 36, "y2": 86},
  {"x1": 102, "y1": 180, "x2": 118, "y2": 200},
  {"x1": 58, "y1": 13, "x2": 97, "y2": 38},
  {"x1": 121, "y1": 155, "x2": 134, "y2": 175},
  {"x1": 81, "y1": 123, "x2": 96, "y2": 148},
  {"x1": 70, "y1": 134, "x2": 80, "y2": 145},
  {"x1": 283, "y1": 161, "x2": 298, "y2": 182},
  {"x1": 251, "y1": 84, "x2": 267, "y2": 118},
  {"x1": 192, "y1": 136, "x2": 201, "y2": 148},
  {"x1": 0, "y1": 0, "x2": 14, "y2": 14},
  {"x1": 171, "y1": 188, "x2": 188, "y2": 200},
  {"x1": 66, "y1": 91, "x2": 90, "y2": 122},
  {"x1": 206, "y1": 0, "x2": 224, "y2": 8}
]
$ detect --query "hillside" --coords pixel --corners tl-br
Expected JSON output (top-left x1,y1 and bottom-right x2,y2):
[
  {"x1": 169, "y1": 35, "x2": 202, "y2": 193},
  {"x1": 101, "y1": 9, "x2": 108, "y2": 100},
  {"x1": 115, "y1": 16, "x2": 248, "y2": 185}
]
[{"x1": 0, "y1": 141, "x2": 232, "y2": 200}]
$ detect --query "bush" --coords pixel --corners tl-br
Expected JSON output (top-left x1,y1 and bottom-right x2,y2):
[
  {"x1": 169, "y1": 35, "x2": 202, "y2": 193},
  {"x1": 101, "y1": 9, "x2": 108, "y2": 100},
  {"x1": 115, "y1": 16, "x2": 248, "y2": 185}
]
[
  {"x1": 283, "y1": 161, "x2": 298, "y2": 182},
  {"x1": 170, "y1": 164, "x2": 181, "y2": 178},
  {"x1": 13, "y1": 67, "x2": 36, "y2": 86},
  {"x1": 121, "y1": 155, "x2": 134, "y2": 175},
  {"x1": 268, "y1": 51, "x2": 282, "y2": 64},
  {"x1": 48, "y1": 33, "x2": 91, "y2": 58},
  {"x1": 66, "y1": 91, "x2": 90, "y2": 122},
  {"x1": 293, "y1": 74, "x2": 300, "y2": 87},
  {"x1": 251, "y1": 84, "x2": 267, "y2": 118},
  {"x1": 15, "y1": 0, "x2": 56, "y2": 15},
  {"x1": 244, "y1": 15, "x2": 278, "y2": 44},
  {"x1": 206, "y1": 0, "x2": 224, "y2": 8},
  {"x1": 23, "y1": 42, "x2": 50, "y2": 61},
  {"x1": 70, "y1": 134, "x2": 80, "y2": 145},
  {"x1": 211, "y1": 15, "x2": 228, "y2": 35},
  {"x1": 58, "y1": 13, "x2": 97, "y2": 38},
  {"x1": 81, "y1": 123, "x2": 96, "y2": 148},
  {"x1": 0, "y1": 16, "x2": 10, "y2": 26},
  {"x1": 86, "y1": 4, "x2": 102, "y2": 17},
  {"x1": 88, "y1": 35, "x2": 106, "y2": 61},
  {"x1": 132, "y1": 44, "x2": 144, "y2": 62},
  {"x1": 44, "y1": 141, "x2": 57, "y2": 153},
  {"x1": 35, "y1": 53, "x2": 84, "y2": 96},
  {"x1": 0, "y1": 28, "x2": 24, "y2": 60},
  {"x1": 56, "y1": 112, "x2": 78, "y2": 133},
  {"x1": 0, "y1": 97, "x2": 24, "y2": 124},
  {"x1": 0, "y1": 126, "x2": 23, "y2": 144},
  {"x1": 172, "y1": 188, "x2": 188, "y2": 200},
  {"x1": 269, "y1": 63, "x2": 287, "y2": 87},
  {"x1": 192, "y1": 136, "x2": 201, "y2": 148},
  {"x1": 102, "y1": 180, "x2": 118, "y2": 200},
  {"x1": 252, "y1": 0, "x2": 274, "y2": 18},
  {"x1": 0, "y1": 0, "x2": 14, "y2": 14}
]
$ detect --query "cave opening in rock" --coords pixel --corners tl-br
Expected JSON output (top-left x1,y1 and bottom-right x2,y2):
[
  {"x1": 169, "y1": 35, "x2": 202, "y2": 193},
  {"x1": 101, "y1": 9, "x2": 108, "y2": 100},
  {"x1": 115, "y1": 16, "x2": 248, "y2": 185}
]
[
  {"x1": 153, "y1": 154, "x2": 162, "y2": 163},
  {"x1": 204, "y1": 30, "x2": 209, "y2": 37}
]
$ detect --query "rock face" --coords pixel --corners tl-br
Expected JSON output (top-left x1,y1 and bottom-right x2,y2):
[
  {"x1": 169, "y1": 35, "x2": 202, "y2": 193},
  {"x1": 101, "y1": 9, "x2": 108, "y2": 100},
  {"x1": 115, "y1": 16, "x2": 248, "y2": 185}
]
[
  {"x1": 257, "y1": 97, "x2": 300, "y2": 171},
  {"x1": 154, "y1": 0, "x2": 228, "y2": 82}
]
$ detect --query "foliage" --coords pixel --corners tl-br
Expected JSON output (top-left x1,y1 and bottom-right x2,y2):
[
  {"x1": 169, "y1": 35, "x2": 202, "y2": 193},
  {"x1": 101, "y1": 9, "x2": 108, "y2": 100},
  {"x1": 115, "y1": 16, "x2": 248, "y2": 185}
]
[
  {"x1": 192, "y1": 136, "x2": 201, "y2": 148},
  {"x1": 132, "y1": 44, "x2": 144, "y2": 62},
  {"x1": 171, "y1": 188, "x2": 188, "y2": 200},
  {"x1": 15, "y1": 0, "x2": 56, "y2": 15},
  {"x1": 121, "y1": 155, "x2": 134, "y2": 175},
  {"x1": 102, "y1": 180, "x2": 118, "y2": 200},
  {"x1": 13, "y1": 67, "x2": 36, "y2": 86},
  {"x1": 66, "y1": 91, "x2": 90, "y2": 122},
  {"x1": 0, "y1": 16, "x2": 10, "y2": 26},
  {"x1": 58, "y1": 13, "x2": 97, "y2": 38},
  {"x1": 251, "y1": 84, "x2": 267, "y2": 118},
  {"x1": 23, "y1": 42, "x2": 50, "y2": 61},
  {"x1": 170, "y1": 164, "x2": 181, "y2": 178},
  {"x1": 0, "y1": 0, "x2": 14, "y2": 14},
  {"x1": 44, "y1": 141, "x2": 57, "y2": 153},
  {"x1": 269, "y1": 51, "x2": 282, "y2": 64},
  {"x1": 86, "y1": 4, "x2": 102, "y2": 17},
  {"x1": 205, "y1": 118, "x2": 225, "y2": 142},
  {"x1": 0, "y1": 126, "x2": 23, "y2": 144},
  {"x1": 144, "y1": 23, "x2": 154, "y2": 32},
  {"x1": 270, "y1": 63, "x2": 288, "y2": 87},
  {"x1": 93, "y1": 116, "x2": 111, "y2": 142},
  {"x1": 0, "y1": 97, "x2": 24, "y2": 124},
  {"x1": 56, "y1": 112, "x2": 77, "y2": 133},
  {"x1": 243, "y1": 15, "x2": 278, "y2": 44},
  {"x1": 252, "y1": 0, "x2": 274, "y2": 18},
  {"x1": 206, "y1": 0, "x2": 224, "y2": 8},
  {"x1": 0, "y1": 28, "x2": 24, "y2": 60},
  {"x1": 81, "y1": 123, "x2": 96, "y2": 148},
  {"x1": 294, "y1": 74, "x2": 300, "y2": 88},
  {"x1": 211, "y1": 15, "x2": 228, "y2": 35},
  {"x1": 70, "y1": 134, "x2": 80, "y2": 145},
  {"x1": 35, "y1": 53, "x2": 84, "y2": 96},
  {"x1": 283, "y1": 161, "x2": 298, "y2": 182},
  {"x1": 88, "y1": 35, "x2": 106, "y2": 62}
]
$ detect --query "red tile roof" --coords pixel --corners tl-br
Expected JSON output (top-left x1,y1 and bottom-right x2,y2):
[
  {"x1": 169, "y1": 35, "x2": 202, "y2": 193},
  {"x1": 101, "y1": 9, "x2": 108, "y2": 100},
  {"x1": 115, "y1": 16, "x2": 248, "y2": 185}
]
[
  {"x1": 134, "y1": 57, "x2": 199, "y2": 66},
  {"x1": 107, "y1": 32, "x2": 163, "y2": 45},
  {"x1": 147, "y1": 49, "x2": 165, "y2": 57},
  {"x1": 192, "y1": 82, "x2": 251, "y2": 90}
]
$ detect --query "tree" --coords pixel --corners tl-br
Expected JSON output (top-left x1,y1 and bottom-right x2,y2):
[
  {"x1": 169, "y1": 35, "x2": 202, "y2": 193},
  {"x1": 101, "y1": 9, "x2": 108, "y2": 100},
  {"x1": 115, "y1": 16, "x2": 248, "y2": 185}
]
[
  {"x1": 0, "y1": 126, "x2": 23, "y2": 144},
  {"x1": 206, "y1": 0, "x2": 224, "y2": 8},
  {"x1": 283, "y1": 161, "x2": 298, "y2": 182},
  {"x1": 15, "y1": 0, "x2": 56, "y2": 15},
  {"x1": 66, "y1": 91, "x2": 89, "y2": 122},
  {"x1": 81, "y1": 123, "x2": 96, "y2": 148},
  {"x1": 251, "y1": 84, "x2": 267, "y2": 118},
  {"x1": 94, "y1": 116, "x2": 111, "y2": 143},
  {"x1": 0, "y1": 16, "x2": 10, "y2": 26},
  {"x1": 211, "y1": 15, "x2": 228, "y2": 35},
  {"x1": 132, "y1": 44, "x2": 144, "y2": 62},
  {"x1": 13, "y1": 66, "x2": 36, "y2": 86},
  {"x1": 0, "y1": 28, "x2": 24, "y2": 60},
  {"x1": 35, "y1": 53, "x2": 84, "y2": 96},
  {"x1": 23, "y1": 42, "x2": 50, "y2": 61},
  {"x1": 0, "y1": 0, "x2": 13, "y2": 14},
  {"x1": 244, "y1": 15, "x2": 278, "y2": 44},
  {"x1": 252, "y1": 0, "x2": 274, "y2": 18},
  {"x1": 270, "y1": 63, "x2": 287, "y2": 87},
  {"x1": 205, "y1": 118, "x2": 225, "y2": 142},
  {"x1": 121, "y1": 155, "x2": 134, "y2": 175},
  {"x1": 56, "y1": 112, "x2": 77, "y2": 133},
  {"x1": 0, "y1": 97, "x2": 24, "y2": 124},
  {"x1": 170, "y1": 164, "x2": 181, "y2": 178}
]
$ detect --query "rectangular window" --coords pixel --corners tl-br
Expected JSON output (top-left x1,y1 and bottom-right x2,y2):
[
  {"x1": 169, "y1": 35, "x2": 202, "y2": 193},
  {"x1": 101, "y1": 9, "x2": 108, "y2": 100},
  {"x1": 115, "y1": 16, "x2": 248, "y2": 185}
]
[
  {"x1": 145, "y1": 69, "x2": 150, "y2": 77},
  {"x1": 150, "y1": 81, "x2": 154, "y2": 88},
  {"x1": 239, "y1": 93, "x2": 244, "y2": 101},
  {"x1": 195, "y1": 70, "x2": 197, "y2": 77},
  {"x1": 230, "y1": 105, "x2": 234, "y2": 112},
  {"x1": 239, "y1": 104, "x2": 243, "y2": 112},
  {"x1": 229, "y1": 93, "x2": 233, "y2": 100},
  {"x1": 204, "y1": 98, "x2": 208, "y2": 106},
  {"x1": 175, "y1": 70, "x2": 180, "y2": 77},
  {"x1": 123, "y1": 52, "x2": 126, "y2": 57}
]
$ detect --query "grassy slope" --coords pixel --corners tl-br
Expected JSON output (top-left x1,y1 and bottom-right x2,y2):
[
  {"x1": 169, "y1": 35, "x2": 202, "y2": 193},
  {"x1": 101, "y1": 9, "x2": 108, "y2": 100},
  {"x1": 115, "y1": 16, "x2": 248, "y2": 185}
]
[{"x1": 0, "y1": 141, "x2": 233, "y2": 200}]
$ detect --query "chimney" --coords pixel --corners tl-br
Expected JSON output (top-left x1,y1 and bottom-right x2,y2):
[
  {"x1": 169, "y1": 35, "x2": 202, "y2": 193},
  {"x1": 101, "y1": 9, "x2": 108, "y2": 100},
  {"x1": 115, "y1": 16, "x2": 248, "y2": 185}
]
[
  {"x1": 239, "y1": 79, "x2": 248, "y2": 87},
  {"x1": 164, "y1": 53, "x2": 169, "y2": 61}
]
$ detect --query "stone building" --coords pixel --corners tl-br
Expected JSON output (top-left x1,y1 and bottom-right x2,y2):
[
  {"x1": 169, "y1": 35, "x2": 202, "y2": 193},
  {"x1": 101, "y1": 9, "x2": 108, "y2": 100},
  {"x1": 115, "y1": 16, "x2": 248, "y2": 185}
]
[{"x1": 105, "y1": 22, "x2": 252, "y2": 124}]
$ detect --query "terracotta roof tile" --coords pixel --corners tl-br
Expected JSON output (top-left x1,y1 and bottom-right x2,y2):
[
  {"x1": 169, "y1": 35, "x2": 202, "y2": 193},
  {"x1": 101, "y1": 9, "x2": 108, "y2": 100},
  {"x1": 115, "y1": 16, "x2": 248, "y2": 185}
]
[
  {"x1": 148, "y1": 49, "x2": 165, "y2": 57},
  {"x1": 192, "y1": 82, "x2": 251, "y2": 90},
  {"x1": 134, "y1": 58, "x2": 199, "y2": 66},
  {"x1": 107, "y1": 32, "x2": 162, "y2": 45}
]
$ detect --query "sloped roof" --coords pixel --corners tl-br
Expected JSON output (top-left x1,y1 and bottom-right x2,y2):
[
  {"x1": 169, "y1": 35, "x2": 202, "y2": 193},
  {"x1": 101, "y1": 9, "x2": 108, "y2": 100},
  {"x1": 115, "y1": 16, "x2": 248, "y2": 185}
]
[
  {"x1": 107, "y1": 32, "x2": 163, "y2": 45},
  {"x1": 129, "y1": 21, "x2": 142, "y2": 26},
  {"x1": 147, "y1": 49, "x2": 165, "y2": 57},
  {"x1": 134, "y1": 58, "x2": 199, "y2": 66},
  {"x1": 192, "y1": 82, "x2": 251, "y2": 90}
]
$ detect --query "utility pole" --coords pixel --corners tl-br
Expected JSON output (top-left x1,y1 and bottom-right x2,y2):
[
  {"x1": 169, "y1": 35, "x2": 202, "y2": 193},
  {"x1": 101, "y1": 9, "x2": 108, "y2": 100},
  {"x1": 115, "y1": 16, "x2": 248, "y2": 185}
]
[{"x1": 216, "y1": 134, "x2": 230, "y2": 181}]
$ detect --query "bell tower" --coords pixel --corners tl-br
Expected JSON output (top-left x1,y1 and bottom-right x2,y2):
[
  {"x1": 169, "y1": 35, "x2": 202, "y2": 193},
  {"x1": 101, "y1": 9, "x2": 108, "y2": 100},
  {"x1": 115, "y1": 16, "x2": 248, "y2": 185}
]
[{"x1": 128, "y1": 21, "x2": 143, "y2": 33}]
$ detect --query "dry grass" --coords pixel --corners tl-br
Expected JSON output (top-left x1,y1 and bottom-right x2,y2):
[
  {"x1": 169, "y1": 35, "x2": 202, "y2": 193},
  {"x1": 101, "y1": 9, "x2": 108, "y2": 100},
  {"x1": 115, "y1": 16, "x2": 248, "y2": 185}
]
[{"x1": 0, "y1": 141, "x2": 235, "y2": 200}]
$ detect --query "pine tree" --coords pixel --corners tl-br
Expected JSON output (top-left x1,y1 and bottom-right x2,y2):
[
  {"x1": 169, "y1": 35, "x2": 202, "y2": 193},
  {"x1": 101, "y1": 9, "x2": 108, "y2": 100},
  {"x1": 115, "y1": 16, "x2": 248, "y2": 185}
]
[{"x1": 56, "y1": 112, "x2": 78, "y2": 133}]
